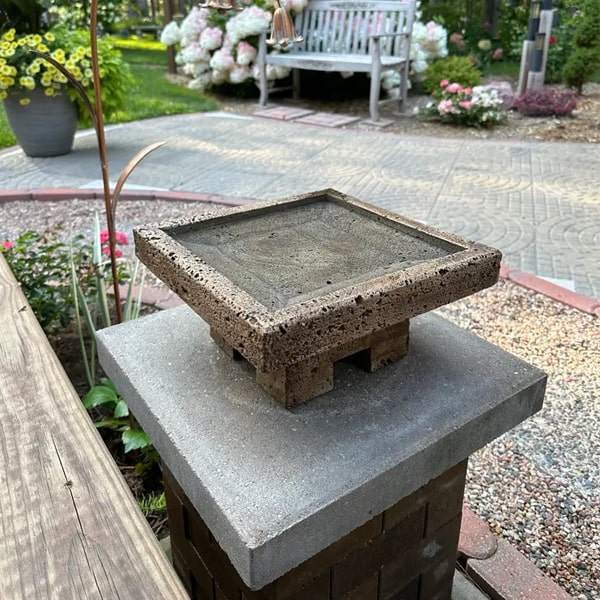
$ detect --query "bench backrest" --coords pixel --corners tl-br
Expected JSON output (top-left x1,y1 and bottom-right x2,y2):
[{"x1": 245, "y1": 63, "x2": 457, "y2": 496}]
[{"x1": 294, "y1": 0, "x2": 416, "y2": 57}]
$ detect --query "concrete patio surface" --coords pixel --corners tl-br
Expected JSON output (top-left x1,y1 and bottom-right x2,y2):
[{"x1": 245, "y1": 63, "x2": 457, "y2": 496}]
[{"x1": 0, "y1": 108, "x2": 598, "y2": 300}]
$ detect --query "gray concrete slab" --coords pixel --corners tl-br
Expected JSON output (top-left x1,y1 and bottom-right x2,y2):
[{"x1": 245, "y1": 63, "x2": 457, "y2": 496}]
[
  {"x1": 97, "y1": 305, "x2": 545, "y2": 589},
  {"x1": 453, "y1": 570, "x2": 490, "y2": 600},
  {"x1": 1, "y1": 111, "x2": 598, "y2": 298}
]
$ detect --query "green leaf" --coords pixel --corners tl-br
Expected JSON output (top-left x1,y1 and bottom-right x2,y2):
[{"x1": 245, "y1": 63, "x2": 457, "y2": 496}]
[
  {"x1": 99, "y1": 377, "x2": 119, "y2": 394},
  {"x1": 122, "y1": 429, "x2": 152, "y2": 453},
  {"x1": 83, "y1": 385, "x2": 119, "y2": 409},
  {"x1": 114, "y1": 399, "x2": 129, "y2": 419}
]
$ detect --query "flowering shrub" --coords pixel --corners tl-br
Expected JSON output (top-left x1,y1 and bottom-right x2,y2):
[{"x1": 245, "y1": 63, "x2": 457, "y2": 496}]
[
  {"x1": 0, "y1": 224, "x2": 135, "y2": 336},
  {"x1": 0, "y1": 228, "x2": 89, "y2": 335},
  {"x1": 161, "y1": 2, "x2": 280, "y2": 92},
  {"x1": 422, "y1": 55, "x2": 481, "y2": 96},
  {"x1": 420, "y1": 80, "x2": 505, "y2": 127},
  {"x1": 513, "y1": 89, "x2": 578, "y2": 117},
  {"x1": 0, "y1": 25, "x2": 131, "y2": 121}
]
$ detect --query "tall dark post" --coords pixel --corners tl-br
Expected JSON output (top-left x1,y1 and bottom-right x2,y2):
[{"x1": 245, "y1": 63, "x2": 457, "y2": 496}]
[
  {"x1": 163, "y1": 0, "x2": 177, "y2": 75},
  {"x1": 528, "y1": 0, "x2": 542, "y2": 40},
  {"x1": 532, "y1": 32, "x2": 546, "y2": 71}
]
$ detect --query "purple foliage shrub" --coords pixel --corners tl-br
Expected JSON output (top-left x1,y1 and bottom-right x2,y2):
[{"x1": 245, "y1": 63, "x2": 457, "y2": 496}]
[{"x1": 513, "y1": 89, "x2": 578, "y2": 117}]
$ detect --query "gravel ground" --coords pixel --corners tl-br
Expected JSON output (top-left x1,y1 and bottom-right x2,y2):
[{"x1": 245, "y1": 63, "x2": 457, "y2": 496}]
[
  {"x1": 437, "y1": 282, "x2": 600, "y2": 599},
  {"x1": 1, "y1": 198, "x2": 599, "y2": 598}
]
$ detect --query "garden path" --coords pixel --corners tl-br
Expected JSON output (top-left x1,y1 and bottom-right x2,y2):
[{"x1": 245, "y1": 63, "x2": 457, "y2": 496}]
[{"x1": 0, "y1": 110, "x2": 598, "y2": 300}]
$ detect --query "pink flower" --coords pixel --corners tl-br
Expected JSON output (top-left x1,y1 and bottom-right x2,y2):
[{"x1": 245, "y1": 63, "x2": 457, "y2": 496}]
[
  {"x1": 115, "y1": 231, "x2": 129, "y2": 246},
  {"x1": 236, "y1": 40, "x2": 257, "y2": 66},
  {"x1": 440, "y1": 79, "x2": 449, "y2": 87},
  {"x1": 437, "y1": 99, "x2": 455, "y2": 114},
  {"x1": 449, "y1": 32, "x2": 465, "y2": 51},
  {"x1": 464, "y1": 87, "x2": 472, "y2": 95},
  {"x1": 1, "y1": 240, "x2": 14, "y2": 250},
  {"x1": 446, "y1": 83, "x2": 463, "y2": 93},
  {"x1": 102, "y1": 246, "x2": 123, "y2": 258},
  {"x1": 459, "y1": 101, "x2": 473, "y2": 110},
  {"x1": 549, "y1": 36, "x2": 556, "y2": 45},
  {"x1": 100, "y1": 229, "x2": 128, "y2": 246}
]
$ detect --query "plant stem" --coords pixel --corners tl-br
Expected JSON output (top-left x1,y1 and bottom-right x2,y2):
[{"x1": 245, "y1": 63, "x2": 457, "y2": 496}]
[{"x1": 90, "y1": 0, "x2": 123, "y2": 324}]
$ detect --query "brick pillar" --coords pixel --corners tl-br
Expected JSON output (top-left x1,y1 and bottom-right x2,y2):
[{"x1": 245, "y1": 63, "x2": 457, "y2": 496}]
[{"x1": 165, "y1": 460, "x2": 467, "y2": 600}]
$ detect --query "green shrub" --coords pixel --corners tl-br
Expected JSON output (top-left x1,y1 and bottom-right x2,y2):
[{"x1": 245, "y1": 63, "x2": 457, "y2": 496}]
[
  {"x1": 422, "y1": 56, "x2": 482, "y2": 96},
  {"x1": 563, "y1": 0, "x2": 600, "y2": 91}
]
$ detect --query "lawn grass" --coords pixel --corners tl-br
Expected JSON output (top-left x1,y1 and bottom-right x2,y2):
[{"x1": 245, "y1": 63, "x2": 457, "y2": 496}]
[{"x1": 0, "y1": 38, "x2": 217, "y2": 150}]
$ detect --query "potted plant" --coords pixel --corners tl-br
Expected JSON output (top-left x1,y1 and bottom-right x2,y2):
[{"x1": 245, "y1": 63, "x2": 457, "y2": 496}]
[{"x1": 0, "y1": 2, "x2": 131, "y2": 157}]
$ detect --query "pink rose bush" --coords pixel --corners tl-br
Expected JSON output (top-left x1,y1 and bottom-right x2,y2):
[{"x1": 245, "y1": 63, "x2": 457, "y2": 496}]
[{"x1": 420, "y1": 80, "x2": 505, "y2": 127}]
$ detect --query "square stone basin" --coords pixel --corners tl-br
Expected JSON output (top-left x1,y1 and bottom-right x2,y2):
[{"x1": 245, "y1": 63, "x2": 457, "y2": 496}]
[{"x1": 134, "y1": 189, "x2": 502, "y2": 406}]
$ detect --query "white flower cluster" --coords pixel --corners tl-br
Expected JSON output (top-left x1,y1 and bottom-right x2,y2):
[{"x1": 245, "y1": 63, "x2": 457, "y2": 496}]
[
  {"x1": 471, "y1": 86, "x2": 501, "y2": 108},
  {"x1": 410, "y1": 20, "x2": 448, "y2": 74},
  {"x1": 381, "y1": 20, "x2": 447, "y2": 94},
  {"x1": 161, "y1": 4, "x2": 284, "y2": 92}
]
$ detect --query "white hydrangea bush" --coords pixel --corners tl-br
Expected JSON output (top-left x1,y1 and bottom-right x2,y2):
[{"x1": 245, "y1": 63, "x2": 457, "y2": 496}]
[
  {"x1": 161, "y1": 0, "x2": 307, "y2": 92},
  {"x1": 162, "y1": 0, "x2": 447, "y2": 94}
]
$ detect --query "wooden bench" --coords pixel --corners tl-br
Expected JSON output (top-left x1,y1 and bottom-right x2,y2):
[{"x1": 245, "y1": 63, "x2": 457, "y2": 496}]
[
  {"x1": 257, "y1": 0, "x2": 417, "y2": 121},
  {"x1": 0, "y1": 255, "x2": 189, "y2": 599}
]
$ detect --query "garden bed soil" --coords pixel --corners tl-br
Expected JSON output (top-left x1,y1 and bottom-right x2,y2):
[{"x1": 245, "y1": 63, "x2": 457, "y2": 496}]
[{"x1": 207, "y1": 77, "x2": 600, "y2": 144}]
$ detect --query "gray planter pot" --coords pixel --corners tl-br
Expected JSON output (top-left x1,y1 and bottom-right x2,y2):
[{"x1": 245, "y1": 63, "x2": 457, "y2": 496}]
[{"x1": 3, "y1": 88, "x2": 78, "y2": 157}]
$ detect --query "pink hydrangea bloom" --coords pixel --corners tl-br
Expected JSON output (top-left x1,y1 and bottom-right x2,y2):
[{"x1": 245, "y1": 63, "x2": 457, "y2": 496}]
[
  {"x1": 459, "y1": 101, "x2": 473, "y2": 110},
  {"x1": 200, "y1": 27, "x2": 223, "y2": 51},
  {"x1": 437, "y1": 99, "x2": 455, "y2": 114},
  {"x1": 236, "y1": 41, "x2": 257, "y2": 66},
  {"x1": 2, "y1": 240, "x2": 14, "y2": 250},
  {"x1": 100, "y1": 229, "x2": 110, "y2": 244},
  {"x1": 440, "y1": 79, "x2": 449, "y2": 87},
  {"x1": 229, "y1": 65, "x2": 250, "y2": 84},
  {"x1": 446, "y1": 83, "x2": 463, "y2": 93},
  {"x1": 210, "y1": 48, "x2": 235, "y2": 71}
]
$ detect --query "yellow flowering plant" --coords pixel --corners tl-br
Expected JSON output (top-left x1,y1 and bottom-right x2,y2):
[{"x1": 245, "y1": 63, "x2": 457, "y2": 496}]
[{"x1": 0, "y1": 26, "x2": 131, "y2": 124}]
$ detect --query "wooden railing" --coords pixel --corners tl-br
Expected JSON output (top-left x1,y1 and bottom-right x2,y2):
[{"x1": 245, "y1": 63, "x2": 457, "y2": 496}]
[{"x1": 0, "y1": 254, "x2": 189, "y2": 599}]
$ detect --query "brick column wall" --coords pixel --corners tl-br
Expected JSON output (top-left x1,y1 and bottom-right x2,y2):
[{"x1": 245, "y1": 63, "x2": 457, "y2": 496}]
[{"x1": 164, "y1": 460, "x2": 467, "y2": 600}]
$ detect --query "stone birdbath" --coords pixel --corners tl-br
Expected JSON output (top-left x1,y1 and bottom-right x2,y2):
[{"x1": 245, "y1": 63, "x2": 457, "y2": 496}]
[{"x1": 134, "y1": 189, "x2": 502, "y2": 407}]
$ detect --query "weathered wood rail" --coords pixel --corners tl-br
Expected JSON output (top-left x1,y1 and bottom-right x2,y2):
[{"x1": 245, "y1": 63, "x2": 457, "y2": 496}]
[{"x1": 0, "y1": 254, "x2": 189, "y2": 599}]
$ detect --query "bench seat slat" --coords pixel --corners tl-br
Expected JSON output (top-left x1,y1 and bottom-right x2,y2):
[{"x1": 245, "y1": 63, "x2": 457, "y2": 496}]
[{"x1": 266, "y1": 51, "x2": 406, "y2": 72}]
